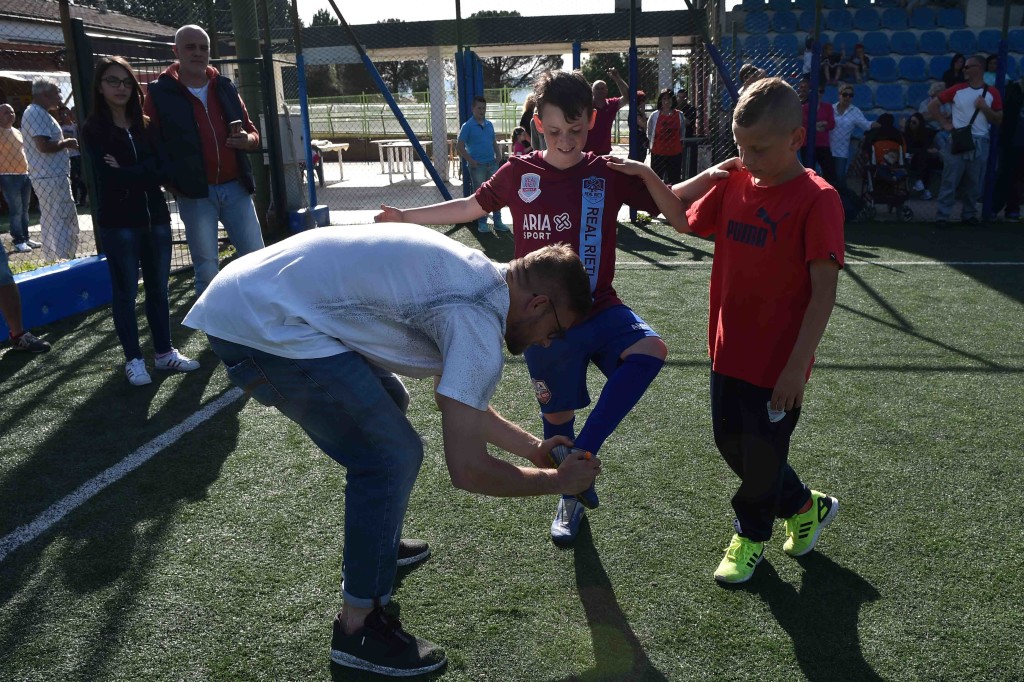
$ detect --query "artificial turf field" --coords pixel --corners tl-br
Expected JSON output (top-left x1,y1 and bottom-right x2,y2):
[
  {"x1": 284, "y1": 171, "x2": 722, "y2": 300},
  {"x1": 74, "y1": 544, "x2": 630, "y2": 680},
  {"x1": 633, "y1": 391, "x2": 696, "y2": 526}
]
[{"x1": 1, "y1": 219, "x2": 1021, "y2": 682}]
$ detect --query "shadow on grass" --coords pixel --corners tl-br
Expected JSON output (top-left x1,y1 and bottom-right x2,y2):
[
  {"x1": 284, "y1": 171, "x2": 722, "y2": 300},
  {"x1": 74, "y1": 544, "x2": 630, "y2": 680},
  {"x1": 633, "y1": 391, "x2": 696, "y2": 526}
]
[
  {"x1": 738, "y1": 554, "x2": 882, "y2": 682},
  {"x1": 544, "y1": 520, "x2": 668, "y2": 682}
]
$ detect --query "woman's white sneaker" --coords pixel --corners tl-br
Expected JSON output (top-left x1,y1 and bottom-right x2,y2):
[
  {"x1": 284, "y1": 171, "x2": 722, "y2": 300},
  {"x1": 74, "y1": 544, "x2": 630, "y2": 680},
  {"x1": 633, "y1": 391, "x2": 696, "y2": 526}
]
[
  {"x1": 154, "y1": 349, "x2": 200, "y2": 372},
  {"x1": 125, "y1": 358, "x2": 152, "y2": 386}
]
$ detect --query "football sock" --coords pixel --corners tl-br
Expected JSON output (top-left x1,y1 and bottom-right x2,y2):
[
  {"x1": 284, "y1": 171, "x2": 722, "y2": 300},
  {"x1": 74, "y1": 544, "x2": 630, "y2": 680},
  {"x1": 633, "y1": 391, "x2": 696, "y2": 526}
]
[
  {"x1": 542, "y1": 415, "x2": 576, "y2": 441},
  {"x1": 574, "y1": 353, "x2": 665, "y2": 456}
]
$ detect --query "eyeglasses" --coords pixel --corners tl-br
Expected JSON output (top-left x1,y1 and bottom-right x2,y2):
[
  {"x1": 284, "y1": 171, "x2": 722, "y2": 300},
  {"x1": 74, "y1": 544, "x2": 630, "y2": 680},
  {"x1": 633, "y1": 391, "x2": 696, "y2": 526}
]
[
  {"x1": 536, "y1": 294, "x2": 566, "y2": 341},
  {"x1": 102, "y1": 77, "x2": 134, "y2": 89},
  {"x1": 841, "y1": 92, "x2": 854, "y2": 97}
]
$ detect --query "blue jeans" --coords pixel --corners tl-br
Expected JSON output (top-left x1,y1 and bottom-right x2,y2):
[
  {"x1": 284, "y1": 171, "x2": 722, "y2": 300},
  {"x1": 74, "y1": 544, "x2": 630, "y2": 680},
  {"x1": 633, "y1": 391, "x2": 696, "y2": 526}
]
[
  {"x1": 177, "y1": 181, "x2": 265, "y2": 294},
  {"x1": 469, "y1": 160, "x2": 503, "y2": 226},
  {"x1": 1, "y1": 174, "x2": 32, "y2": 244},
  {"x1": 207, "y1": 337, "x2": 423, "y2": 609},
  {"x1": 100, "y1": 224, "x2": 173, "y2": 360},
  {"x1": 833, "y1": 156, "x2": 850, "y2": 194},
  {"x1": 936, "y1": 136, "x2": 989, "y2": 221}
]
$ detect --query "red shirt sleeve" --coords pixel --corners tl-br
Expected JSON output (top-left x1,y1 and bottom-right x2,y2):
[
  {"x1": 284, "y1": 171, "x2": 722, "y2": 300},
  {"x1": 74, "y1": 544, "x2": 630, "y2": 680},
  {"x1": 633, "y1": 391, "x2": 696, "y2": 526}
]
[
  {"x1": 803, "y1": 185, "x2": 846, "y2": 268},
  {"x1": 474, "y1": 160, "x2": 515, "y2": 213},
  {"x1": 685, "y1": 176, "x2": 728, "y2": 238}
]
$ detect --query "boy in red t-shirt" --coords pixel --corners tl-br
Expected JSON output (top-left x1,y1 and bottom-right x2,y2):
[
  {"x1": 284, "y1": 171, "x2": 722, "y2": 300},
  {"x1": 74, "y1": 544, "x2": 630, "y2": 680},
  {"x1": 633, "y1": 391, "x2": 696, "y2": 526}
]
[
  {"x1": 376, "y1": 70, "x2": 729, "y2": 546},
  {"x1": 611, "y1": 77, "x2": 844, "y2": 584}
]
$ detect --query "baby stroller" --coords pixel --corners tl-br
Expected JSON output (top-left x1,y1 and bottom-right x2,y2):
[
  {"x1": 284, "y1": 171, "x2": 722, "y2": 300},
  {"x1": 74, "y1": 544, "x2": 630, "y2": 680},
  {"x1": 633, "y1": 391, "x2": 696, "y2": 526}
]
[{"x1": 859, "y1": 138, "x2": 914, "y2": 222}]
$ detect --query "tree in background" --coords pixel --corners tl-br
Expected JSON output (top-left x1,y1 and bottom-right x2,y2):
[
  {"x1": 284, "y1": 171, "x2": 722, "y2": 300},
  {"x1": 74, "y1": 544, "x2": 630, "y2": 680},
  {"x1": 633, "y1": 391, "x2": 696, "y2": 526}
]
[
  {"x1": 580, "y1": 52, "x2": 659, "y2": 103},
  {"x1": 469, "y1": 11, "x2": 562, "y2": 90}
]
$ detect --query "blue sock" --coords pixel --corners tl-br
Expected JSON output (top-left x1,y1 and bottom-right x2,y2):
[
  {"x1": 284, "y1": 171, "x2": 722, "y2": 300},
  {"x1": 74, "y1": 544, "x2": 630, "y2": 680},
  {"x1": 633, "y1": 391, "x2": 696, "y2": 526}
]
[
  {"x1": 574, "y1": 353, "x2": 665, "y2": 456},
  {"x1": 542, "y1": 415, "x2": 576, "y2": 441}
]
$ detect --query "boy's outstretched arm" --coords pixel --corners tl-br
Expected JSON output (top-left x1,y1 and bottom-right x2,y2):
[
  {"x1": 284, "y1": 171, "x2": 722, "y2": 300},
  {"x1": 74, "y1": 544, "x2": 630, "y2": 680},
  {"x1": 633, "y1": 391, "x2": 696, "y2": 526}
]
[
  {"x1": 375, "y1": 196, "x2": 487, "y2": 225},
  {"x1": 771, "y1": 259, "x2": 840, "y2": 412},
  {"x1": 669, "y1": 157, "x2": 745, "y2": 217}
]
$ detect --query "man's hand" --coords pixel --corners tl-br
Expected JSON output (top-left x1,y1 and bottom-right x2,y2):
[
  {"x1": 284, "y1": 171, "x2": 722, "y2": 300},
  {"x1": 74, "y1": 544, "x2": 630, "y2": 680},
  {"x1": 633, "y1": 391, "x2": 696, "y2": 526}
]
[
  {"x1": 526, "y1": 436, "x2": 574, "y2": 469},
  {"x1": 608, "y1": 66, "x2": 619, "y2": 78},
  {"x1": 375, "y1": 204, "x2": 404, "y2": 223},
  {"x1": 225, "y1": 132, "x2": 253, "y2": 150},
  {"x1": 555, "y1": 450, "x2": 601, "y2": 496},
  {"x1": 974, "y1": 95, "x2": 990, "y2": 112},
  {"x1": 63, "y1": 138, "x2": 79, "y2": 152}
]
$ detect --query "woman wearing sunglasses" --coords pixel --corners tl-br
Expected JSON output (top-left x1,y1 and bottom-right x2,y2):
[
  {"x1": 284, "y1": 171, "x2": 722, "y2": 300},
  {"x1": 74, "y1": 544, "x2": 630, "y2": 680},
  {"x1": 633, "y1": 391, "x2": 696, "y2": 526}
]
[
  {"x1": 829, "y1": 85, "x2": 877, "y2": 194},
  {"x1": 82, "y1": 56, "x2": 199, "y2": 386}
]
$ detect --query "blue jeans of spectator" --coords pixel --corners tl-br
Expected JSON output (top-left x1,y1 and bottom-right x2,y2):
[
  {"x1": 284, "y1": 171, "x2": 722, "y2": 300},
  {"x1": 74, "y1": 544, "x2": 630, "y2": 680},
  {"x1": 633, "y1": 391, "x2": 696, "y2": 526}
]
[
  {"x1": 100, "y1": 224, "x2": 173, "y2": 360},
  {"x1": 1, "y1": 174, "x2": 32, "y2": 244},
  {"x1": 177, "y1": 181, "x2": 265, "y2": 295},
  {"x1": 207, "y1": 337, "x2": 423, "y2": 609},
  {"x1": 936, "y1": 136, "x2": 989, "y2": 221},
  {"x1": 469, "y1": 160, "x2": 503, "y2": 226}
]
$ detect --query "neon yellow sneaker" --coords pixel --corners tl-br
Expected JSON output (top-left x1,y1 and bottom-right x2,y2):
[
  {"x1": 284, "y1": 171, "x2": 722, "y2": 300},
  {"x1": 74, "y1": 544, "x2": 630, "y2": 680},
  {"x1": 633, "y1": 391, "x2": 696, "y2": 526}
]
[
  {"x1": 714, "y1": 534, "x2": 764, "y2": 584},
  {"x1": 783, "y1": 490, "x2": 839, "y2": 557}
]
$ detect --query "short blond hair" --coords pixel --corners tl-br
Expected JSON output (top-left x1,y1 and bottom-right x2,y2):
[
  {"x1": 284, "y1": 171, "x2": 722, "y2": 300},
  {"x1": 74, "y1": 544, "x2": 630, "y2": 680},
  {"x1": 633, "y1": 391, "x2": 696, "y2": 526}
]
[{"x1": 733, "y1": 77, "x2": 802, "y2": 130}]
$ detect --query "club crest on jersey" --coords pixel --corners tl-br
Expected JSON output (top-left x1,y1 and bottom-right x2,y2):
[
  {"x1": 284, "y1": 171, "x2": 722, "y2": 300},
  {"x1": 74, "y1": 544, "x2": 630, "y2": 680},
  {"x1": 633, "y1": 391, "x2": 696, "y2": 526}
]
[
  {"x1": 518, "y1": 173, "x2": 541, "y2": 203},
  {"x1": 582, "y1": 177, "x2": 606, "y2": 204},
  {"x1": 531, "y1": 378, "x2": 552, "y2": 405}
]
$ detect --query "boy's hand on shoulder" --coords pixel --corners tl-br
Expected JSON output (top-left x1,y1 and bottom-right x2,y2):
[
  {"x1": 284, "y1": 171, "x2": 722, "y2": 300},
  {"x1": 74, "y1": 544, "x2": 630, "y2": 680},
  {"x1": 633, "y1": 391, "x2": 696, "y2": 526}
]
[
  {"x1": 606, "y1": 156, "x2": 654, "y2": 178},
  {"x1": 707, "y1": 156, "x2": 743, "y2": 180},
  {"x1": 375, "y1": 204, "x2": 404, "y2": 223},
  {"x1": 771, "y1": 367, "x2": 805, "y2": 413}
]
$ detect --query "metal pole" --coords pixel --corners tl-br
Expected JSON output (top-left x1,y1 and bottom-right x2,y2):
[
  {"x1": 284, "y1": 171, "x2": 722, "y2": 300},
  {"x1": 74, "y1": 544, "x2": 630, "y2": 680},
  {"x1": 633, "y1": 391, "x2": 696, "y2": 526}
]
[{"x1": 291, "y1": 0, "x2": 317, "y2": 210}]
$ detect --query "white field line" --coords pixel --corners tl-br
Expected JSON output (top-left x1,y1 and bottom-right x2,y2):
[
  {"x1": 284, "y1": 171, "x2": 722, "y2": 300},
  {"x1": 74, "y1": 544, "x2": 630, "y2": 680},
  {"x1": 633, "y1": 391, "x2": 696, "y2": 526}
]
[
  {"x1": 0, "y1": 387, "x2": 244, "y2": 564},
  {"x1": 616, "y1": 260, "x2": 1024, "y2": 268}
]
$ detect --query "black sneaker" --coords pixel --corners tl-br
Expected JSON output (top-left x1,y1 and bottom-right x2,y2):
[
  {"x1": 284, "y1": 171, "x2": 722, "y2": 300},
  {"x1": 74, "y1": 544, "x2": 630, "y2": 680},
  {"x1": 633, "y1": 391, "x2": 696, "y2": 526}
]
[
  {"x1": 396, "y1": 538, "x2": 430, "y2": 567},
  {"x1": 330, "y1": 607, "x2": 446, "y2": 676},
  {"x1": 10, "y1": 331, "x2": 51, "y2": 353}
]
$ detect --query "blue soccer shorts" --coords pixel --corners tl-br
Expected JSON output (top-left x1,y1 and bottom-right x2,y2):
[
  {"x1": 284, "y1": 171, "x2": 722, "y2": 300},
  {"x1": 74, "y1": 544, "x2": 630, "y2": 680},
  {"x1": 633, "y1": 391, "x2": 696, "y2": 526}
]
[{"x1": 523, "y1": 303, "x2": 660, "y2": 414}]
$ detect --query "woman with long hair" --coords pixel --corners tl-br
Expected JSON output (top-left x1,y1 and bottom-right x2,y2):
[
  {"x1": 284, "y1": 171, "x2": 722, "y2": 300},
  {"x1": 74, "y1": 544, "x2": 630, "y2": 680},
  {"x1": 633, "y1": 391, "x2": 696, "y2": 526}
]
[
  {"x1": 82, "y1": 56, "x2": 199, "y2": 386},
  {"x1": 646, "y1": 88, "x2": 685, "y2": 184},
  {"x1": 942, "y1": 53, "x2": 966, "y2": 88}
]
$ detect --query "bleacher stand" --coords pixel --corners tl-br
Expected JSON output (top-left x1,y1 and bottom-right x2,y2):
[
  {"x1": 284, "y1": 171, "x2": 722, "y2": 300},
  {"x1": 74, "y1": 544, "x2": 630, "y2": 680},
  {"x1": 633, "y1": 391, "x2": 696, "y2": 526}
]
[
  {"x1": 929, "y1": 55, "x2": 950, "y2": 81},
  {"x1": 863, "y1": 31, "x2": 890, "y2": 57},
  {"x1": 773, "y1": 10, "x2": 798, "y2": 34},
  {"x1": 875, "y1": 83, "x2": 906, "y2": 111},
  {"x1": 920, "y1": 31, "x2": 948, "y2": 56},
  {"x1": 898, "y1": 56, "x2": 929, "y2": 82},
  {"x1": 881, "y1": 8, "x2": 909, "y2": 31},
  {"x1": 870, "y1": 56, "x2": 899, "y2": 83},
  {"x1": 891, "y1": 31, "x2": 918, "y2": 56},
  {"x1": 853, "y1": 7, "x2": 880, "y2": 32},
  {"x1": 828, "y1": 9, "x2": 855, "y2": 32},
  {"x1": 948, "y1": 30, "x2": 977, "y2": 56},
  {"x1": 978, "y1": 29, "x2": 1002, "y2": 56},
  {"x1": 745, "y1": 11, "x2": 772, "y2": 34},
  {"x1": 911, "y1": 6, "x2": 937, "y2": 31},
  {"x1": 937, "y1": 8, "x2": 966, "y2": 30},
  {"x1": 1010, "y1": 29, "x2": 1024, "y2": 55},
  {"x1": 834, "y1": 31, "x2": 859, "y2": 56},
  {"x1": 773, "y1": 33, "x2": 801, "y2": 56}
]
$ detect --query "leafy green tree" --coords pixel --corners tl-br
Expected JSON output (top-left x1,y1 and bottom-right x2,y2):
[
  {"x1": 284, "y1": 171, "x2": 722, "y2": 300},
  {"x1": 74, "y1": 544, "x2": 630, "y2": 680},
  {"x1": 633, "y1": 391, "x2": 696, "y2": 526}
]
[
  {"x1": 310, "y1": 8, "x2": 338, "y2": 27},
  {"x1": 469, "y1": 10, "x2": 563, "y2": 89}
]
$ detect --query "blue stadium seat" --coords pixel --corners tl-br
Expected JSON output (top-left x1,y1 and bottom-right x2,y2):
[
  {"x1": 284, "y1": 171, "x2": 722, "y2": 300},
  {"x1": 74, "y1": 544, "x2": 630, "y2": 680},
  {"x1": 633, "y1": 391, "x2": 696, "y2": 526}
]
[
  {"x1": 911, "y1": 6, "x2": 936, "y2": 30},
  {"x1": 827, "y1": 9, "x2": 854, "y2": 32},
  {"x1": 720, "y1": 36, "x2": 738, "y2": 55},
  {"x1": 833, "y1": 32, "x2": 859, "y2": 58},
  {"x1": 890, "y1": 31, "x2": 917, "y2": 56},
  {"x1": 741, "y1": 0, "x2": 766, "y2": 9},
  {"x1": 745, "y1": 35, "x2": 771, "y2": 55},
  {"x1": 873, "y1": 0, "x2": 899, "y2": 7},
  {"x1": 853, "y1": 8, "x2": 880, "y2": 32},
  {"x1": 929, "y1": 55, "x2": 951, "y2": 82},
  {"x1": 919, "y1": 31, "x2": 947, "y2": 56},
  {"x1": 773, "y1": 10, "x2": 798, "y2": 34},
  {"x1": 1007, "y1": 56, "x2": 1020, "y2": 80},
  {"x1": 822, "y1": 85, "x2": 839, "y2": 105},
  {"x1": 978, "y1": 30, "x2": 1002, "y2": 56},
  {"x1": 898, "y1": 56, "x2": 928, "y2": 82},
  {"x1": 875, "y1": 83, "x2": 905, "y2": 111},
  {"x1": 906, "y1": 82, "x2": 931, "y2": 110},
  {"x1": 937, "y1": 7, "x2": 965, "y2": 30},
  {"x1": 870, "y1": 56, "x2": 898, "y2": 83},
  {"x1": 768, "y1": 0, "x2": 792, "y2": 10},
  {"x1": 853, "y1": 83, "x2": 873, "y2": 110},
  {"x1": 1009, "y1": 29, "x2": 1024, "y2": 54},
  {"x1": 881, "y1": 8, "x2": 908, "y2": 31},
  {"x1": 798, "y1": 11, "x2": 815, "y2": 33},
  {"x1": 863, "y1": 31, "x2": 889, "y2": 57},
  {"x1": 846, "y1": 0, "x2": 871, "y2": 8},
  {"x1": 773, "y1": 33, "x2": 801, "y2": 56},
  {"x1": 793, "y1": 0, "x2": 814, "y2": 10},
  {"x1": 948, "y1": 30, "x2": 977, "y2": 56},
  {"x1": 744, "y1": 11, "x2": 771, "y2": 35}
]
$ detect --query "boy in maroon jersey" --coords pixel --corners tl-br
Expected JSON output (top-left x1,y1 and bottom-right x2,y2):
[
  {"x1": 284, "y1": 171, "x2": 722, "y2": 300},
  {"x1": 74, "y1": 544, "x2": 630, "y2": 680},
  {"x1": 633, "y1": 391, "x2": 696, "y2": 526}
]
[
  {"x1": 609, "y1": 77, "x2": 844, "y2": 584},
  {"x1": 376, "y1": 70, "x2": 731, "y2": 545}
]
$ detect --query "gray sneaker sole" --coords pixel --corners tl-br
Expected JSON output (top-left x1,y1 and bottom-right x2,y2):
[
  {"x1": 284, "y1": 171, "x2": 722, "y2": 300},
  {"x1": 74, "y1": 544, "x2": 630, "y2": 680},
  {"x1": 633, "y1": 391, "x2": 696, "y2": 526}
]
[{"x1": 330, "y1": 649, "x2": 447, "y2": 677}]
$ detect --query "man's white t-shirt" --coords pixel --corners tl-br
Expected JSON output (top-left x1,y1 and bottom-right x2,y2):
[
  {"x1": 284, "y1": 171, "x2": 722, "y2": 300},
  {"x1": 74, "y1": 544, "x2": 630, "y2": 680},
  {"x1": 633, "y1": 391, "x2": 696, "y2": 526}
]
[
  {"x1": 184, "y1": 223, "x2": 511, "y2": 412},
  {"x1": 21, "y1": 104, "x2": 69, "y2": 179}
]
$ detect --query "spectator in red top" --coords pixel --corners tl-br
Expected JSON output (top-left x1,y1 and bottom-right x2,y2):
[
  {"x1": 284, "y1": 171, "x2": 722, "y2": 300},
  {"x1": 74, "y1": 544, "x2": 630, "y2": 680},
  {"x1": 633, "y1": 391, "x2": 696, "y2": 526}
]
[
  {"x1": 798, "y1": 77, "x2": 837, "y2": 186},
  {"x1": 646, "y1": 88, "x2": 687, "y2": 184},
  {"x1": 584, "y1": 67, "x2": 630, "y2": 155}
]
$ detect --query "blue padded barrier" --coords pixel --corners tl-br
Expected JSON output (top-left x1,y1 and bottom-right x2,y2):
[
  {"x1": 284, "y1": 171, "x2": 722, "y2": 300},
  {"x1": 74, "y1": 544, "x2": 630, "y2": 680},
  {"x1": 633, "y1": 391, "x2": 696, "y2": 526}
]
[{"x1": 1, "y1": 256, "x2": 112, "y2": 338}]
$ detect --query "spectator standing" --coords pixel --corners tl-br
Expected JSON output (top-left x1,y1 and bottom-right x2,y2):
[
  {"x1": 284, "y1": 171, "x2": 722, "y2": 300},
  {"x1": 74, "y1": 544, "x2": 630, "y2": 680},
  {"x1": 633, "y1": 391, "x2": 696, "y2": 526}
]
[
  {"x1": 647, "y1": 88, "x2": 686, "y2": 185},
  {"x1": 993, "y1": 74, "x2": 1024, "y2": 220},
  {"x1": 802, "y1": 37, "x2": 815, "y2": 76},
  {"x1": 83, "y1": 56, "x2": 200, "y2": 386},
  {"x1": 798, "y1": 77, "x2": 837, "y2": 186},
  {"x1": 183, "y1": 225, "x2": 600, "y2": 676},
  {"x1": 677, "y1": 88, "x2": 699, "y2": 179},
  {"x1": 456, "y1": 96, "x2": 507, "y2": 234},
  {"x1": 143, "y1": 24, "x2": 265, "y2": 295},
  {"x1": 21, "y1": 78, "x2": 81, "y2": 262},
  {"x1": 929, "y1": 55, "x2": 1003, "y2": 225},
  {"x1": 830, "y1": 85, "x2": 876, "y2": 193},
  {"x1": 1, "y1": 244, "x2": 50, "y2": 353},
  {"x1": 633, "y1": 91, "x2": 649, "y2": 162},
  {"x1": 0, "y1": 104, "x2": 40, "y2": 253},
  {"x1": 57, "y1": 106, "x2": 86, "y2": 206},
  {"x1": 584, "y1": 67, "x2": 630, "y2": 155},
  {"x1": 942, "y1": 53, "x2": 967, "y2": 89},
  {"x1": 903, "y1": 113, "x2": 940, "y2": 199},
  {"x1": 511, "y1": 126, "x2": 531, "y2": 156},
  {"x1": 842, "y1": 44, "x2": 870, "y2": 84}
]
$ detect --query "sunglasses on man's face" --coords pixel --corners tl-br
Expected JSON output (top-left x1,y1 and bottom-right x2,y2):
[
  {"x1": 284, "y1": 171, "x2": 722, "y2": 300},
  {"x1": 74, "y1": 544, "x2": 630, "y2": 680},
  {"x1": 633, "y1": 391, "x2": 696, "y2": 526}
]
[{"x1": 841, "y1": 91, "x2": 854, "y2": 97}]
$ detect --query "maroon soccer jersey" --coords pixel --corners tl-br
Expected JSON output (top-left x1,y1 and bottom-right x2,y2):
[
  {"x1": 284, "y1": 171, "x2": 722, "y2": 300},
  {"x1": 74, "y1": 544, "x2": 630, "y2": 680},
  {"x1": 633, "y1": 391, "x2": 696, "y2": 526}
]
[{"x1": 476, "y1": 151, "x2": 659, "y2": 314}]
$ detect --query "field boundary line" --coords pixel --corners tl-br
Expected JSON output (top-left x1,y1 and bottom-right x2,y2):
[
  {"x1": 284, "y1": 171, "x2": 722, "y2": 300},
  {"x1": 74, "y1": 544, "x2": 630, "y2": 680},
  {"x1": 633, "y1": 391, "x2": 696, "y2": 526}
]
[{"x1": 0, "y1": 387, "x2": 244, "y2": 564}]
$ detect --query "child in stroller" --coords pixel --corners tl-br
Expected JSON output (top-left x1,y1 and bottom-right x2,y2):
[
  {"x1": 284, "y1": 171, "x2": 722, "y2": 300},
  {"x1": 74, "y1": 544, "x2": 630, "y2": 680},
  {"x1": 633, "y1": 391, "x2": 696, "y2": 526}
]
[{"x1": 859, "y1": 119, "x2": 914, "y2": 221}]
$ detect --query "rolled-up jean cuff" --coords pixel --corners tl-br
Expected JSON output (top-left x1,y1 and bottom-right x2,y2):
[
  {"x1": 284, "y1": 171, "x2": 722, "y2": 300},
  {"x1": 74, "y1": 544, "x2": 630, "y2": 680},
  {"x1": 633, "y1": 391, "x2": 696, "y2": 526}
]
[{"x1": 342, "y1": 583, "x2": 391, "y2": 608}]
